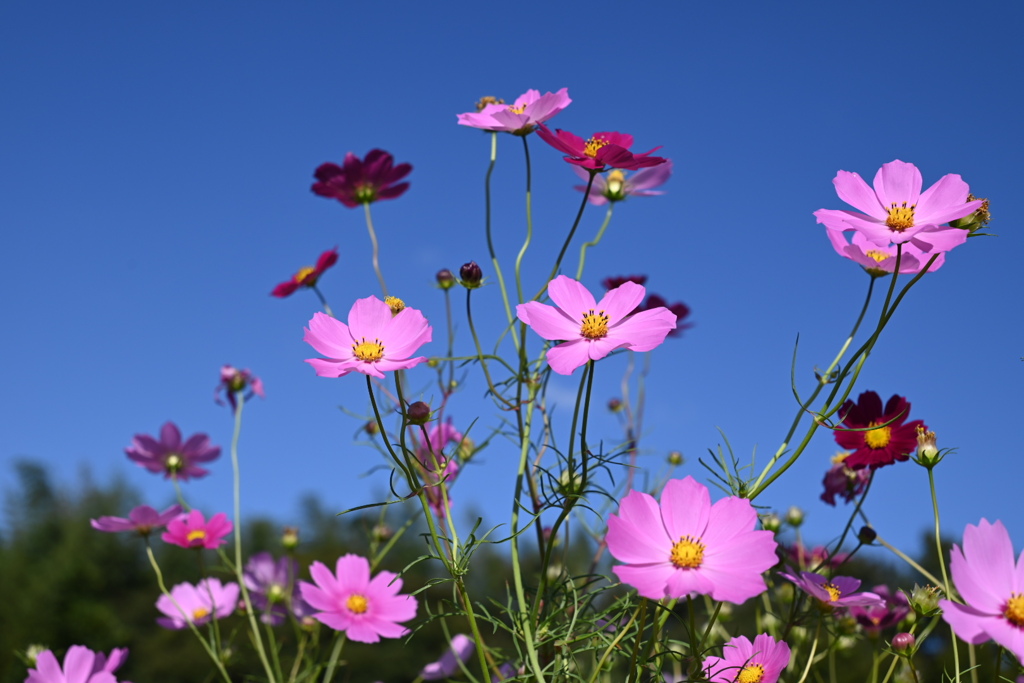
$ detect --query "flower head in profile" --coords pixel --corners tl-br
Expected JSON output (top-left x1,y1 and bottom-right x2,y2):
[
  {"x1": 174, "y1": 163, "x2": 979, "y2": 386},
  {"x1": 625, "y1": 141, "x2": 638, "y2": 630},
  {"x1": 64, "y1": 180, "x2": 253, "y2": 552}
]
[
  {"x1": 299, "y1": 554, "x2": 417, "y2": 643},
  {"x1": 573, "y1": 161, "x2": 672, "y2": 205},
  {"x1": 516, "y1": 275, "x2": 677, "y2": 375},
  {"x1": 940, "y1": 519, "x2": 1024, "y2": 663},
  {"x1": 125, "y1": 422, "x2": 220, "y2": 481},
  {"x1": 91, "y1": 503, "x2": 183, "y2": 537},
  {"x1": 457, "y1": 88, "x2": 571, "y2": 135},
  {"x1": 847, "y1": 585, "x2": 909, "y2": 635},
  {"x1": 312, "y1": 150, "x2": 411, "y2": 208},
  {"x1": 272, "y1": 248, "x2": 339, "y2": 298},
  {"x1": 834, "y1": 391, "x2": 925, "y2": 470},
  {"x1": 820, "y1": 452, "x2": 871, "y2": 506},
  {"x1": 703, "y1": 634, "x2": 791, "y2": 683},
  {"x1": 304, "y1": 297, "x2": 431, "y2": 379},
  {"x1": 215, "y1": 365, "x2": 265, "y2": 411},
  {"x1": 244, "y1": 552, "x2": 313, "y2": 624},
  {"x1": 161, "y1": 510, "x2": 233, "y2": 549},
  {"x1": 780, "y1": 571, "x2": 885, "y2": 609},
  {"x1": 826, "y1": 229, "x2": 946, "y2": 276},
  {"x1": 156, "y1": 578, "x2": 239, "y2": 629},
  {"x1": 420, "y1": 634, "x2": 475, "y2": 680},
  {"x1": 814, "y1": 159, "x2": 981, "y2": 253},
  {"x1": 783, "y1": 543, "x2": 848, "y2": 570},
  {"x1": 536, "y1": 124, "x2": 667, "y2": 171},
  {"x1": 606, "y1": 476, "x2": 778, "y2": 603},
  {"x1": 25, "y1": 646, "x2": 129, "y2": 683}
]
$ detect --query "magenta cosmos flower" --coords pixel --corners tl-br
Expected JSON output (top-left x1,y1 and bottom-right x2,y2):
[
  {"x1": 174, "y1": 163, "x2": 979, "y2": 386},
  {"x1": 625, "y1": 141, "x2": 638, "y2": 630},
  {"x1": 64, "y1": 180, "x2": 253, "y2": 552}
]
[
  {"x1": 516, "y1": 275, "x2": 677, "y2": 376},
  {"x1": 304, "y1": 297, "x2": 431, "y2": 379},
  {"x1": 848, "y1": 585, "x2": 909, "y2": 635},
  {"x1": 457, "y1": 88, "x2": 571, "y2": 135},
  {"x1": 299, "y1": 554, "x2": 417, "y2": 643},
  {"x1": 940, "y1": 519, "x2": 1024, "y2": 663},
  {"x1": 161, "y1": 510, "x2": 233, "y2": 549},
  {"x1": 826, "y1": 228, "x2": 946, "y2": 276},
  {"x1": 834, "y1": 391, "x2": 925, "y2": 470},
  {"x1": 26, "y1": 647, "x2": 129, "y2": 683},
  {"x1": 272, "y1": 247, "x2": 339, "y2": 298},
  {"x1": 420, "y1": 634, "x2": 475, "y2": 680},
  {"x1": 606, "y1": 476, "x2": 778, "y2": 603},
  {"x1": 814, "y1": 159, "x2": 981, "y2": 253},
  {"x1": 215, "y1": 364, "x2": 265, "y2": 410},
  {"x1": 125, "y1": 422, "x2": 220, "y2": 481},
  {"x1": 703, "y1": 634, "x2": 791, "y2": 683},
  {"x1": 91, "y1": 503, "x2": 183, "y2": 537},
  {"x1": 156, "y1": 578, "x2": 239, "y2": 629},
  {"x1": 572, "y1": 161, "x2": 672, "y2": 205},
  {"x1": 244, "y1": 551, "x2": 313, "y2": 625},
  {"x1": 780, "y1": 571, "x2": 884, "y2": 608},
  {"x1": 312, "y1": 149, "x2": 411, "y2": 208},
  {"x1": 536, "y1": 123, "x2": 667, "y2": 171},
  {"x1": 820, "y1": 452, "x2": 871, "y2": 506}
]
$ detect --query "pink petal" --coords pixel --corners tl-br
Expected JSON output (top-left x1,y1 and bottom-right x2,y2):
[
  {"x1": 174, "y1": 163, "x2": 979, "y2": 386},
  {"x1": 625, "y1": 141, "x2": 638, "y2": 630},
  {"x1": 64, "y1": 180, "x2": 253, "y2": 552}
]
[
  {"x1": 914, "y1": 174, "x2": 978, "y2": 224},
  {"x1": 304, "y1": 313, "x2": 354, "y2": 360},
  {"x1": 702, "y1": 496, "x2": 760, "y2": 546},
  {"x1": 907, "y1": 225, "x2": 968, "y2": 252},
  {"x1": 940, "y1": 599, "x2": 1000, "y2": 644},
  {"x1": 516, "y1": 302, "x2": 580, "y2": 341},
  {"x1": 832, "y1": 170, "x2": 886, "y2": 219},
  {"x1": 345, "y1": 619, "x2": 383, "y2": 643},
  {"x1": 659, "y1": 477, "x2": 711, "y2": 540},
  {"x1": 627, "y1": 161, "x2": 672, "y2": 192},
  {"x1": 334, "y1": 554, "x2": 371, "y2": 593},
  {"x1": 665, "y1": 567, "x2": 716, "y2": 598},
  {"x1": 63, "y1": 646, "x2": 97, "y2": 683},
  {"x1": 974, "y1": 610, "x2": 1024, "y2": 661},
  {"x1": 546, "y1": 275, "x2": 596, "y2": 317},
  {"x1": 595, "y1": 281, "x2": 645, "y2": 323},
  {"x1": 872, "y1": 160, "x2": 922, "y2": 209},
  {"x1": 375, "y1": 357, "x2": 428, "y2": 374},
  {"x1": 160, "y1": 422, "x2": 182, "y2": 451},
  {"x1": 347, "y1": 296, "x2": 392, "y2": 340},
  {"x1": 607, "y1": 308, "x2": 677, "y2": 352},
  {"x1": 314, "y1": 610, "x2": 353, "y2": 632},
  {"x1": 545, "y1": 340, "x2": 593, "y2": 375},
  {"x1": 612, "y1": 563, "x2": 676, "y2": 600},
  {"x1": 607, "y1": 491, "x2": 672, "y2": 563},
  {"x1": 304, "y1": 357, "x2": 350, "y2": 377},
  {"x1": 382, "y1": 308, "x2": 432, "y2": 359}
]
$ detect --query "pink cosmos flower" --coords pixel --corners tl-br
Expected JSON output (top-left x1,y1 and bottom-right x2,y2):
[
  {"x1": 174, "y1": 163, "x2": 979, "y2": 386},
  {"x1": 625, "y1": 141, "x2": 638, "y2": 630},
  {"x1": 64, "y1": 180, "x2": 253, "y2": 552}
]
[
  {"x1": 161, "y1": 510, "x2": 233, "y2": 549},
  {"x1": 516, "y1": 276, "x2": 677, "y2": 375},
  {"x1": 299, "y1": 554, "x2": 417, "y2": 643},
  {"x1": 606, "y1": 476, "x2": 778, "y2": 603},
  {"x1": 834, "y1": 391, "x2": 924, "y2": 470},
  {"x1": 457, "y1": 88, "x2": 571, "y2": 135},
  {"x1": 536, "y1": 123, "x2": 667, "y2": 171},
  {"x1": 420, "y1": 634, "x2": 475, "y2": 680},
  {"x1": 826, "y1": 228, "x2": 947, "y2": 276},
  {"x1": 940, "y1": 519, "x2": 1024, "y2": 663},
  {"x1": 312, "y1": 150, "x2": 411, "y2": 208},
  {"x1": 820, "y1": 453, "x2": 871, "y2": 506},
  {"x1": 572, "y1": 161, "x2": 672, "y2": 205},
  {"x1": 125, "y1": 422, "x2": 220, "y2": 481},
  {"x1": 26, "y1": 646, "x2": 129, "y2": 683},
  {"x1": 847, "y1": 585, "x2": 909, "y2": 635},
  {"x1": 91, "y1": 503, "x2": 183, "y2": 537},
  {"x1": 304, "y1": 297, "x2": 432, "y2": 379},
  {"x1": 814, "y1": 159, "x2": 981, "y2": 253},
  {"x1": 272, "y1": 248, "x2": 339, "y2": 298},
  {"x1": 702, "y1": 634, "x2": 791, "y2": 683},
  {"x1": 780, "y1": 571, "x2": 885, "y2": 608},
  {"x1": 156, "y1": 578, "x2": 239, "y2": 629},
  {"x1": 215, "y1": 365, "x2": 265, "y2": 410},
  {"x1": 244, "y1": 551, "x2": 313, "y2": 625}
]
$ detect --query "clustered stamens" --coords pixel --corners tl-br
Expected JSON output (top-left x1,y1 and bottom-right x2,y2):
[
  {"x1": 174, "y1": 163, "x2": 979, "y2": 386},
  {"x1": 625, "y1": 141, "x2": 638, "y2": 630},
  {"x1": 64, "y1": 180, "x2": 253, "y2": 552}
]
[
  {"x1": 670, "y1": 535, "x2": 706, "y2": 569},
  {"x1": 579, "y1": 310, "x2": 610, "y2": 339},
  {"x1": 886, "y1": 202, "x2": 916, "y2": 231},
  {"x1": 352, "y1": 338, "x2": 386, "y2": 362}
]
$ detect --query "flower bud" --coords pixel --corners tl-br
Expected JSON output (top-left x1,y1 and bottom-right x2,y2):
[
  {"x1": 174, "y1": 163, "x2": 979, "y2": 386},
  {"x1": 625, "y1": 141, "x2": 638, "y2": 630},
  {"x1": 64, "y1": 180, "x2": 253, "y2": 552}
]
[
  {"x1": 459, "y1": 261, "x2": 483, "y2": 289},
  {"x1": 760, "y1": 512, "x2": 782, "y2": 533},
  {"x1": 667, "y1": 451, "x2": 684, "y2": 466},
  {"x1": 427, "y1": 357, "x2": 440, "y2": 368},
  {"x1": 364, "y1": 420, "x2": 379, "y2": 436},
  {"x1": 406, "y1": 401, "x2": 431, "y2": 425},
  {"x1": 384, "y1": 296, "x2": 405, "y2": 315},
  {"x1": 916, "y1": 425, "x2": 939, "y2": 464},
  {"x1": 607, "y1": 397, "x2": 623, "y2": 412},
  {"x1": 558, "y1": 470, "x2": 582, "y2": 496},
  {"x1": 785, "y1": 506, "x2": 804, "y2": 527},
  {"x1": 891, "y1": 632, "x2": 915, "y2": 652},
  {"x1": 458, "y1": 436, "x2": 476, "y2": 461},
  {"x1": 24, "y1": 645, "x2": 47, "y2": 668},
  {"x1": 372, "y1": 523, "x2": 393, "y2": 542},
  {"x1": 858, "y1": 525, "x2": 877, "y2": 545},
  {"x1": 436, "y1": 268, "x2": 456, "y2": 289},
  {"x1": 910, "y1": 584, "x2": 942, "y2": 617},
  {"x1": 281, "y1": 526, "x2": 300, "y2": 550},
  {"x1": 948, "y1": 195, "x2": 990, "y2": 234},
  {"x1": 603, "y1": 169, "x2": 627, "y2": 202}
]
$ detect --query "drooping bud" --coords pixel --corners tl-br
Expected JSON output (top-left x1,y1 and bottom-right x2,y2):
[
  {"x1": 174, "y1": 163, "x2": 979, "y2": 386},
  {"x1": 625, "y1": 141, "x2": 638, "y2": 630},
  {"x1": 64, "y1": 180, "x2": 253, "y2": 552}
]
[
  {"x1": 785, "y1": 506, "x2": 804, "y2": 527},
  {"x1": 667, "y1": 451, "x2": 684, "y2": 466},
  {"x1": 459, "y1": 261, "x2": 483, "y2": 289},
  {"x1": 909, "y1": 584, "x2": 942, "y2": 617},
  {"x1": 407, "y1": 401, "x2": 431, "y2": 425},
  {"x1": 858, "y1": 525, "x2": 877, "y2": 545},
  {"x1": 281, "y1": 526, "x2": 300, "y2": 551},
  {"x1": 891, "y1": 632, "x2": 915, "y2": 652},
  {"x1": 436, "y1": 268, "x2": 457, "y2": 290},
  {"x1": 384, "y1": 296, "x2": 406, "y2": 315}
]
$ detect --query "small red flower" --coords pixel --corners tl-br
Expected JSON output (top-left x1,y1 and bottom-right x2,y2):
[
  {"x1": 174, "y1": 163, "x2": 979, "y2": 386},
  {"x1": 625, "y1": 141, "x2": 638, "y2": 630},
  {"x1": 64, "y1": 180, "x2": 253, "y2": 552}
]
[
  {"x1": 834, "y1": 391, "x2": 925, "y2": 469},
  {"x1": 312, "y1": 150, "x2": 411, "y2": 208},
  {"x1": 535, "y1": 124, "x2": 666, "y2": 171},
  {"x1": 271, "y1": 248, "x2": 339, "y2": 298}
]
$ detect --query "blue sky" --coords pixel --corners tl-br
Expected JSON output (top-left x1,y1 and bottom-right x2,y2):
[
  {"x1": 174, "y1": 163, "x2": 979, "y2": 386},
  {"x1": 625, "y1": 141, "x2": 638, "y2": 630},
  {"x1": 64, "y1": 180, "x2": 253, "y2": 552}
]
[{"x1": 2, "y1": 0, "x2": 1022, "y2": 571}]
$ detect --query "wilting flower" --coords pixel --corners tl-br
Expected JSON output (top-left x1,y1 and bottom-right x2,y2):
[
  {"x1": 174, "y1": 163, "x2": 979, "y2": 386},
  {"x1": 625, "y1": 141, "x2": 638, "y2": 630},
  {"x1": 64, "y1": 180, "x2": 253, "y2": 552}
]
[
  {"x1": 940, "y1": 519, "x2": 1024, "y2": 663},
  {"x1": 847, "y1": 585, "x2": 909, "y2": 635},
  {"x1": 161, "y1": 510, "x2": 233, "y2": 549},
  {"x1": 304, "y1": 297, "x2": 431, "y2": 379},
  {"x1": 125, "y1": 422, "x2": 221, "y2": 481},
  {"x1": 312, "y1": 150, "x2": 411, "y2": 208},
  {"x1": 606, "y1": 476, "x2": 778, "y2": 603},
  {"x1": 536, "y1": 124, "x2": 667, "y2": 171},
  {"x1": 703, "y1": 634, "x2": 791, "y2": 683},
  {"x1": 271, "y1": 248, "x2": 339, "y2": 298},
  {"x1": 91, "y1": 503, "x2": 183, "y2": 537},
  {"x1": 826, "y1": 229, "x2": 946, "y2": 275},
  {"x1": 420, "y1": 634, "x2": 475, "y2": 680},
  {"x1": 156, "y1": 578, "x2": 239, "y2": 629},
  {"x1": 814, "y1": 159, "x2": 981, "y2": 253},
  {"x1": 573, "y1": 161, "x2": 672, "y2": 205},
  {"x1": 820, "y1": 452, "x2": 871, "y2": 506},
  {"x1": 834, "y1": 391, "x2": 925, "y2": 469},
  {"x1": 516, "y1": 275, "x2": 677, "y2": 375},
  {"x1": 457, "y1": 88, "x2": 571, "y2": 135},
  {"x1": 244, "y1": 552, "x2": 313, "y2": 625},
  {"x1": 215, "y1": 365, "x2": 265, "y2": 410},
  {"x1": 299, "y1": 554, "x2": 417, "y2": 643},
  {"x1": 781, "y1": 571, "x2": 885, "y2": 609},
  {"x1": 25, "y1": 646, "x2": 129, "y2": 683}
]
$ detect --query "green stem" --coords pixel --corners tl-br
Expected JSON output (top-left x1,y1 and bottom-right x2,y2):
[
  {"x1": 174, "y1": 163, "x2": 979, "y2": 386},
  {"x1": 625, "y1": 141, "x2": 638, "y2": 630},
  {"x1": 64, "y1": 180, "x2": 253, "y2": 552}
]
[
  {"x1": 575, "y1": 203, "x2": 615, "y2": 280},
  {"x1": 320, "y1": 633, "x2": 347, "y2": 683},
  {"x1": 514, "y1": 134, "x2": 534, "y2": 305},
  {"x1": 875, "y1": 535, "x2": 944, "y2": 586},
  {"x1": 535, "y1": 170, "x2": 596, "y2": 300},
  {"x1": 928, "y1": 466, "x2": 961, "y2": 682},
  {"x1": 483, "y1": 131, "x2": 519, "y2": 348},
  {"x1": 466, "y1": 289, "x2": 514, "y2": 408},
  {"x1": 311, "y1": 284, "x2": 334, "y2": 317},
  {"x1": 363, "y1": 202, "x2": 388, "y2": 297}
]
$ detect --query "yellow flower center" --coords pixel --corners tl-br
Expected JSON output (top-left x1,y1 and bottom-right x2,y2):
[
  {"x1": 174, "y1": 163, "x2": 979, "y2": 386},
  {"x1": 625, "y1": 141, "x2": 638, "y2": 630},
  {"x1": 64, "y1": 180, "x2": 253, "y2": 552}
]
[
  {"x1": 738, "y1": 664, "x2": 766, "y2": 683},
  {"x1": 823, "y1": 582, "x2": 842, "y2": 602},
  {"x1": 864, "y1": 250, "x2": 889, "y2": 263},
  {"x1": 186, "y1": 529, "x2": 207, "y2": 543},
  {"x1": 192, "y1": 607, "x2": 210, "y2": 621},
  {"x1": 670, "y1": 535, "x2": 706, "y2": 569},
  {"x1": 831, "y1": 451, "x2": 851, "y2": 465},
  {"x1": 584, "y1": 137, "x2": 610, "y2": 158},
  {"x1": 1005, "y1": 594, "x2": 1024, "y2": 626},
  {"x1": 352, "y1": 338, "x2": 385, "y2": 362},
  {"x1": 864, "y1": 422, "x2": 892, "y2": 449},
  {"x1": 579, "y1": 310, "x2": 609, "y2": 339},
  {"x1": 346, "y1": 594, "x2": 369, "y2": 614},
  {"x1": 165, "y1": 454, "x2": 183, "y2": 473},
  {"x1": 384, "y1": 296, "x2": 405, "y2": 315},
  {"x1": 508, "y1": 103, "x2": 527, "y2": 114},
  {"x1": 295, "y1": 266, "x2": 317, "y2": 284},
  {"x1": 886, "y1": 203, "x2": 916, "y2": 231}
]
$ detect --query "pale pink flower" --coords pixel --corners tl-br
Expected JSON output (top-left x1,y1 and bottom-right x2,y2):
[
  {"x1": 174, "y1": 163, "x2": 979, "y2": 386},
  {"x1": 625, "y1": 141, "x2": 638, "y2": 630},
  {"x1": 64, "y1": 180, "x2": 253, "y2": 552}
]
[
  {"x1": 299, "y1": 554, "x2": 417, "y2": 643},
  {"x1": 825, "y1": 228, "x2": 946, "y2": 275},
  {"x1": 26, "y1": 646, "x2": 129, "y2": 683},
  {"x1": 457, "y1": 88, "x2": 571, "y2": 135},
  {"x1": 156, "y1": 578, "x2": 239, "y2": 629},
  {"x1": 572, "y1": 161, "x2": 672, "y2": 205},
  {"x1": 91, "y1": 503, "x2": 183, "y2": 537},
  {"x1": 703, "y1": 634, "x2": 791, "y2": 683},
  {"x1": 124, "y1": 422, "x2": 220, "y2": 481},
  {"x1": 780, "y1": 571, "x2": 885, "y2": 608},
  {"x1": 606, "y1": 476, "x2": 778, "y2": 603},
  {"x1": 814, "y1": 159, "x2": 981, "y2": 253},
  {"x1": 161, "y1": 510, "x2": 233, "y2": 549},
  {"x1": 516, "y1": 275, "x2": 677, "y2": 375},
  {"x1": 940, "y1": 519, "x2": 1024, "y2": 663},
  {"x1": 304, "y1": 298, "x2": 431, "y2": 379}
]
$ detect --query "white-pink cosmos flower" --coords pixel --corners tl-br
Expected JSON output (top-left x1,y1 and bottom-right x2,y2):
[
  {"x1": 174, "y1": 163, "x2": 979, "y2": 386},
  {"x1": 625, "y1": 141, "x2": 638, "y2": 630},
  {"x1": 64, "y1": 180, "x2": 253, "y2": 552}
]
[
  {"x1": 826, "y1": 229, "x2": 946, "y2": 276},
  {"x1": 516, "y1": 275, "x2": 676, "y2": 376},
  {"x1": 456, "y1": 88, "x2": 571, "y2": 135},
  {"x1": 304, "y1": 297, "x2": 431, "y2": 379},
  {"x1": 814, "y1": 159, "x2": 981, "y2": 253}
]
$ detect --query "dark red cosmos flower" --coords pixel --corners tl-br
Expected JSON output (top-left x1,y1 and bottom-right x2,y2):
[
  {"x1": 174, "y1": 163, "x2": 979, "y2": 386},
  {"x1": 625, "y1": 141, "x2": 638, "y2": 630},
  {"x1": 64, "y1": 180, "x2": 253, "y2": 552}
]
[
  {"x1": 602, "y1": 275, "x2": 647, "y2": 290},
  {"x1": 536, "y1": 124, "x2": 666, "y2": 171},
  {"x1": 834, "y1": 391, "x2": 925, "y2": 469},
  {"x1": 312, "y1": 149, "x2": 411, "y2": 208},
  {"x1": 271, "y1": 248, "x2": 339, "y2": 298}
]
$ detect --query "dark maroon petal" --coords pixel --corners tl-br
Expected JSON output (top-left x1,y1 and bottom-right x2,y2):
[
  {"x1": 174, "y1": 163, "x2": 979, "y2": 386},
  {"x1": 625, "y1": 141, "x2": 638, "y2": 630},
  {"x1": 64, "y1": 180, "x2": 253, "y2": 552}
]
[
  {"x1": 595, "y1": 131, "x2": 634, "y2": 148},
  {"x1": 881, "y1": 394, "x2": 911, "y2": 426},
  {"x1": 315, "y1": 248, "x2": 339, "y2": 274},
  {"x1": 382, "y1": 162, "x2": 412, "y2": 185},
  {"x1": 313, "y1": 163, "x2": 344, "y2": 182},
  {"x1": 311, "y1": 181, "x2": 342, "y2": 198},
  {"x1": 603, "y1": 275, "x2": 648, "y2": 290},
  {"x1": 377, "y1": 182, "x2": 410, "y2": 200},
  {"x1": 842, "y1": 391, "x2": 883, "y2": 426},
  {"x1": 272, "y1": 280, "x2": 300, "y2": 297},
  {"x1": 536, "y1": 123, "x2": 585, "y2": 157}
]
